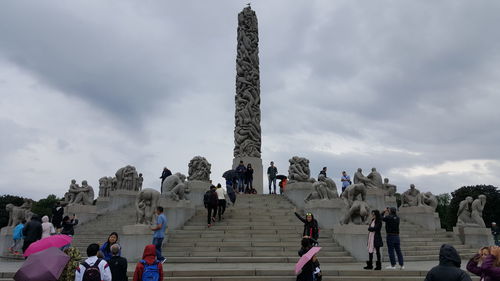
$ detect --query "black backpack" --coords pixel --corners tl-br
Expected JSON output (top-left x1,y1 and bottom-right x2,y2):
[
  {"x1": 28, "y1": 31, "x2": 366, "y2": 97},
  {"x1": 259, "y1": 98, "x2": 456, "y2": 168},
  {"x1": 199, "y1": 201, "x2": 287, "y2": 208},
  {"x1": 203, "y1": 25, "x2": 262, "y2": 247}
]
[
  {"x1": 82, "y1": 259, "x2": 102, "y2": 281},
  {"x1": 203, "y1": 191, "x2": 211, "y2": 208}
]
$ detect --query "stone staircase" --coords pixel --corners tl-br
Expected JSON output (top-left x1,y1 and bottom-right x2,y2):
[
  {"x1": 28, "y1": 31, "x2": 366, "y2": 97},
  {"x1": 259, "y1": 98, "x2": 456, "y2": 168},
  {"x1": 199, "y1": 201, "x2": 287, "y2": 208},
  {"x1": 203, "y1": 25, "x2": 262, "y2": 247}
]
[{"x1": 2, "y1": 194, "x2": 481, "y2": 280}]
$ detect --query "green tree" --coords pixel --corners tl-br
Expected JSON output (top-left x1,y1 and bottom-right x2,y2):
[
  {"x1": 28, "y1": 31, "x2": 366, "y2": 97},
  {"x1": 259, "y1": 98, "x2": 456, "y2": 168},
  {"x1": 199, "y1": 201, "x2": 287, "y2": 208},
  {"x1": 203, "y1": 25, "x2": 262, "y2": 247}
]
[
  {"x1": 447, "y1": 185, "x2": 500, "y2": 229},
  {"x1": 32, "y1": 195, "x2": 61, "y2": 219},
  {"x1": 0, "y1": 195, "x2": 26, "y2": 228},
  {"x1": 435, "y1": 193, "x2": 452, "y2": 230}
]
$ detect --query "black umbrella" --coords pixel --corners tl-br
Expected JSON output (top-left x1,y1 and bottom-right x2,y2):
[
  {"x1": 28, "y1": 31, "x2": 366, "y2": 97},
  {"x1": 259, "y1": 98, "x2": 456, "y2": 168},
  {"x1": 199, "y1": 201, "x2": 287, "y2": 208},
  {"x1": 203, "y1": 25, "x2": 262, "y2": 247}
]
[
  {"x1": 223, "y1": 169, "x2": 237, "y2": 180},
  {"x1": 276, "y1": 174, "x2": 287, "y2": 180}
]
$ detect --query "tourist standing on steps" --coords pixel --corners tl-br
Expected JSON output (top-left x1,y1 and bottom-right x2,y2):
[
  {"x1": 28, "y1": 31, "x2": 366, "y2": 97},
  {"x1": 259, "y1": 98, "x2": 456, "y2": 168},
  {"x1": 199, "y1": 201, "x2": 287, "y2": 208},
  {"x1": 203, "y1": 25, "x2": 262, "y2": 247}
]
[
  {"x1": 75, "y1": 243, "x2": 112, "y2": 281},
  {"x1": 296, "y1": 237, "x2": 321, "y2": 281},
  {"x1": 294, "y1": 208, "x2": 319, "y2": 244},
  {"x1": 151, "y1": 206, "x2": 167, "y2": 263},
  {"x1": 100, "y1": 232, "x2": 120, "y2": 261},
  {"x1": 51, "y1": 202, "x2": 64, "y2": 233},
  {"x1": 235, "y1": 161, "x2": 247, "y2": 193},
  {"x1": 204, "y1": 185, "x2": 219, "y2": 227},
  {"x1": 492, "y1": 222, "x2": 500, "y2": 246},
  {"x1": 215, "y1": 183, "x2": 227, "y2": 221},
  {"x1": 22, "y1": 215, "x2": 42, "y2": 254},
  {"x1": 60, "y1": 215, "x2": 78, "y2": 236},
  {"x1": 245, "y1": 163, "x2": 254, "y2": 193},
  {"x1": 132, "y1": 244, "x2": 164, "y2": 281},
  {"x1": 267, "y1": 161, "x2": 278, "y2": 194},
  {"x1": 340, "y1": 171, "x2": 351, "y2": 194},
  {"x1": 424, "y1": 244, "x2": 472, "y2": 281},
  {"x1": 319, "y1": 167, "x2": 327, "y2": 178},
  {"x1": 108, "y1": 244, "x2": 128, "y2": 281},
  {"x1": 9, "y1": 220, "x2": 25, "y2": 255},
  {"x1": 364, "y1": 210, "x2": 383, "y2": 271},
  {"x1": 41, "y1": 215, "x2": 55, "y2": 239},
  {"x1": 160, "y1": 167, "x2": 172, "y2": 187},
  {"x1": 382, "y1": 207, "x2": 404, "y2": 269}
]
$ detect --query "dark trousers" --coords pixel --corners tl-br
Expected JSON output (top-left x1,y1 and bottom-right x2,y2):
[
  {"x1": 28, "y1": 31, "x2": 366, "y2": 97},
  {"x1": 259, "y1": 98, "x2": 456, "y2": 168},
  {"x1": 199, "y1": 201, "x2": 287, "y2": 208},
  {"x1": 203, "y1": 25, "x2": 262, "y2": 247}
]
[
  {"x1": 245, "y1": 178, "x2": 253, "y2": 189},
  {"x1": 207, "y1": 207, "x2": 217, "y2": 224},
  {"x1": 22, "y1": 240, "x2": 35, "y2": 254},
  {"x1": 152, "y1": 237, "x2": 164, "y2": 260},
  {"x1": 217, "y1": 200, "x2": 226, "y2": 220},
  {"x1": 387, "y1": 235, "x2": 404, "y2": 266},
  {"x1": 268, "y1": 177, "x2": 277, "y2": 193},
  {"x1": 369, "y1": 247, "x2": 381, "y2": 262}
]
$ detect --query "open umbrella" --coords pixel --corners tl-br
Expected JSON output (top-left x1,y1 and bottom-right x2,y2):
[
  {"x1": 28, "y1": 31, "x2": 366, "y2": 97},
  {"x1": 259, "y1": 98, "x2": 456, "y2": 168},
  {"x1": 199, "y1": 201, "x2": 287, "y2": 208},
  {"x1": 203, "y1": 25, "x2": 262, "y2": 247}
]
[
  {"x1": 295, "y1": 246, "x2": 321, "y2": 275},
  {"x1": 222, "y1": 169, "x2": 237, "y2": 180},
  {"x1": 23, "y1": 235, "x2": 72, "y2": 257},
  {"x1": 276, "y1": 174, "x2": 287, "y2": 180},
  {"x1": 14, "y1": 247, "x2": 69, "y2": 281}
]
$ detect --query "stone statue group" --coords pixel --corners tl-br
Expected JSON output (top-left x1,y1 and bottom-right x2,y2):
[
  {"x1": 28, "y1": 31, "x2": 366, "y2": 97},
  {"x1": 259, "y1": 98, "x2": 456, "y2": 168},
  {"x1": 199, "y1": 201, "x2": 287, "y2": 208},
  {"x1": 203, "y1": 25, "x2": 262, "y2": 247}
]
[
  {"x1": 135, "y1": 156, "x2": 211, "y2": 225},
  {"x1": 457, "y1": 195, "x2": 487, "y2": 227},
  {"x1": 286, "y1": 156, "x2": 444, "y2": 226}
]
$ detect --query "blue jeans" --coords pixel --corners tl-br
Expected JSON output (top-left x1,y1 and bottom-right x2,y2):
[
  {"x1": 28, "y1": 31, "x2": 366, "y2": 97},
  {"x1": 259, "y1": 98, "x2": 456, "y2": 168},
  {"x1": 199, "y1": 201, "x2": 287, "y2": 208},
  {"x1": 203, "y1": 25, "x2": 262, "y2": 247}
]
[
  {"x1": 387, "y1": 234, "x2": 404, "y2": 266},
  {"x1": 268, "y1": 177, "x2": 276, "y2": 193},
  {"x1": 237, "y1": 176, "x2": 245, "y2": 192},
  {"x1": 153, "y1": 237, "x2": 164, "y2": 260}
]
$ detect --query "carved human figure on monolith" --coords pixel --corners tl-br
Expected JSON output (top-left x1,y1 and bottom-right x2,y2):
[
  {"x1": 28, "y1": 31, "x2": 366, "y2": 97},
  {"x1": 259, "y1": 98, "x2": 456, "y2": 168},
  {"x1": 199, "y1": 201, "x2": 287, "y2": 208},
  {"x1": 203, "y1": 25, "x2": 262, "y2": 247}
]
[
  {"x1": 471, "y1": 195, "x2": 487, "y2": 227},
  {"x1": 382, "y1": 178, "x2": 397, "y2": 197},
  {"x1": 135, "y1": 188, "x2": 160, "y2": 225},
  {"x1": 162, "y1": 173, "x2": 189, "y2": 201},
  {"x1": 233, "y1": 6, "x2": 261, "y2": 159},
  {"x1": 341, "y1": 197, "x2": 370, "y2": 225},
  {"x1": 288, "y1": 156, "x2": 314, "y2": 183},
  {"x1": 365, "y1": 168, "x2": 383, "y2": 189},
  {"x1": 402, "y1": 184, "x2": 421, "y2": 207},
  {"x1": 457, "y1": 196, "x2": 474, "y2": 225},
  {"x1": 188, "y1": 156, "x2": 212, "y2": 182},
  {"x1": 63, "y1": 179, "x2": 80, "y2": 204}
]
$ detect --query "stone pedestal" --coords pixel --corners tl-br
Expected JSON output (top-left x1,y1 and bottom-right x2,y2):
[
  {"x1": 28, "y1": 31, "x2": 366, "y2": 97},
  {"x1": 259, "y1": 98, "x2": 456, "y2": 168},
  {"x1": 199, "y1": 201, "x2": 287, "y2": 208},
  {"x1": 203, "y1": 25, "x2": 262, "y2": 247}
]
[
  {"x1": 121, "y1": 224, "x2": 153, "y2": 261},
  {"x1": 304, "y1": 199, "x2": 347, "y2": 229},
  {"x1": 284, "y1": 182, "x2": 313, "y2": 210},
  {"x1": 454, "y1": 226, "x2": 495, "y2": 248},
  {"x1": 157, "y1": 197, "x2": 196, "y2": 230},
  {"x1": 385, "y1": 196, "x2": 398, "y2": 209},
  {"x1": 365, "y1": 188, "x2": 386, "y2": 212},
  {"x1": 233, "y1": 157, "x2": 263, "y2": 194},
  {"x1": 333, "y1": 224, "x2": 370, "y2": 261},
  {"x1": 186, "y1": 180, "x2": 211, "y2": 207},
  {"x1": 0, "y1": 227, "x2": 14, "y2": 256},
  {"x1": 95, "y1": 197, "x2": 110, "y2": 210},
  {"x1": 65, "y1": 204, "x2": 98, "y2": 225},
  {"x1": 399, "y1": 206, "x2": 440, "y2": 231}
]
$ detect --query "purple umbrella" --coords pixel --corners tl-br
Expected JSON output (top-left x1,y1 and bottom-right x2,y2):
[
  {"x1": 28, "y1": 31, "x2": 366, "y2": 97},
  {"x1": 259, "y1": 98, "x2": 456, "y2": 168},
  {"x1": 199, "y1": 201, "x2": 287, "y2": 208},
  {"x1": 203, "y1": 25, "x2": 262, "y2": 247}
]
[{"x1": 14, "y1": 247, "x2": 69, "y2": 281}]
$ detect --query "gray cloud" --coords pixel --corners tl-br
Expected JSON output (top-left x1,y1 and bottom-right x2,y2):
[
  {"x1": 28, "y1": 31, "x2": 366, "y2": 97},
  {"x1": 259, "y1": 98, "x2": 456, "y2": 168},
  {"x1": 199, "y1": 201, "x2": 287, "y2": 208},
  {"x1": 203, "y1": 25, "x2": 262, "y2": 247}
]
[{"x1": 0, "y1": 0, "x2": 499, "y2": 200}]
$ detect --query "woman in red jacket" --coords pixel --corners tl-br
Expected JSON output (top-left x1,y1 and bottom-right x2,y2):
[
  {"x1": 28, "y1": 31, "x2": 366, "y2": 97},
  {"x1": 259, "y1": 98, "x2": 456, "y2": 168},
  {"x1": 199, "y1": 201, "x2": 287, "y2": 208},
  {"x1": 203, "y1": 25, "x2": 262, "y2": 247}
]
[{"x1": 133, "y1": 244, "x2": 164, "y2": 281}]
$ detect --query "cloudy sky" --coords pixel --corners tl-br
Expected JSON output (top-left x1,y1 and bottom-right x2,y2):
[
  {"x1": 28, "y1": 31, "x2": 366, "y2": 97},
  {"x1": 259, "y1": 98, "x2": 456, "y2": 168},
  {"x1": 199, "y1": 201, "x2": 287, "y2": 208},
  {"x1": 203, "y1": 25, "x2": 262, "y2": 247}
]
[{"x1": 1, "y1": 1, "x2": 499, "y2": 200}]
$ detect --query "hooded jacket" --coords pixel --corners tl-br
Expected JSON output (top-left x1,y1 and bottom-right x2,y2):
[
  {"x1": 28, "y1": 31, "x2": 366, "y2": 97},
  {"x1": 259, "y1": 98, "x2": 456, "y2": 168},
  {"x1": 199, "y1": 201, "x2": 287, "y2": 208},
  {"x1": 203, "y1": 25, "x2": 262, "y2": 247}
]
[
  {"x1": 424, "y1": 244, "x2": 472, "y2": 281},
  {"x1": 133, "y1": 244, "x2": 164, "y2": 281},
  {"x1": 41, "y1": 216, "x2": 55, "y2": 239},
  {"x1": 295, "y1": 212, "x2": 319, "y2": 241},
  {"x1": 467, "y1": 254, "x2": 500, "y2": 281},
  {"x1": 22, "y1": 216, "x2": 42, "y2": 242}
]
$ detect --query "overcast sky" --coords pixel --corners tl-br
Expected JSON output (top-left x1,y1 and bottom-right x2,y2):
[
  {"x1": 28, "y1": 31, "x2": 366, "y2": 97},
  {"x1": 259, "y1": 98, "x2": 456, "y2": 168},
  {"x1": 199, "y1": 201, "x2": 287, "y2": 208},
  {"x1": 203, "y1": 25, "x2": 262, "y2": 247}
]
[{"x1": 1, "y1": 1, "x2": 499, "y2": 200}]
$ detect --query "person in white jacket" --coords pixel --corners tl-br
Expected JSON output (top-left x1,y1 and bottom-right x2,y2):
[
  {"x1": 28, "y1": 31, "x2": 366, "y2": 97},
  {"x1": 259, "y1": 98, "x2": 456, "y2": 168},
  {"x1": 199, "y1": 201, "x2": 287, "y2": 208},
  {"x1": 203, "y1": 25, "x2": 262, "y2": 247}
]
[
  {"x1": 215, "y1": 183, "x2": 227, "y2": 221},
  {"x1": 75, "y1": 243, "x2": 112, "y2": 281},
  {"x1": 41, "y1": 216, "x2": 55, "y2": 239}
]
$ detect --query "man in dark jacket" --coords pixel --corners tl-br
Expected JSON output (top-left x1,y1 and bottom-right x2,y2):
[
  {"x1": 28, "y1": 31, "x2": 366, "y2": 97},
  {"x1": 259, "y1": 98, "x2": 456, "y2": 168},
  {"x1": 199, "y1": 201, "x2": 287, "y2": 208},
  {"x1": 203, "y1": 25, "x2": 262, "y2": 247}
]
[
  {"x1": 382, "y1": 207, "x2": 404, "y2": 269},
  {"x1": 108, "y1": 244, "x2": 127, "y2": 281},
  {"x1": 51, "y1": 202, "x2": 64, "y2": 231},
  {"x1": 205, "y1": 185, "x2": 218, "y2": 227},
  {"x1": 22, "y1": 215, "x2": 42, "y2": 253},
  {"x1": 160, "y1": 167, "x2": 172, "y2": 186},
  {"x1": 424, "y1": 244, "x2": 472, "y2": 281}
]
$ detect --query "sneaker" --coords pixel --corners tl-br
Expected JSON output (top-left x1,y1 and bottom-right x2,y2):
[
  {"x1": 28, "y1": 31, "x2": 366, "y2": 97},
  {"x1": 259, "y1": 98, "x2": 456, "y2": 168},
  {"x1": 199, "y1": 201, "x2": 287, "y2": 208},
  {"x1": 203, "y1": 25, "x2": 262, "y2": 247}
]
[
  {"x1": 207, "y1": 224, "x2": 211, "y2": 228},
  {"x1": 159, "y1": 258, "x2": 167, "y2": 264},
  {"x1": 386, "y1": 265, "x2": 397, "y2": 269},
  {"x1": 399, "y1": 265, "x2": 405, "y2": 270}
]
